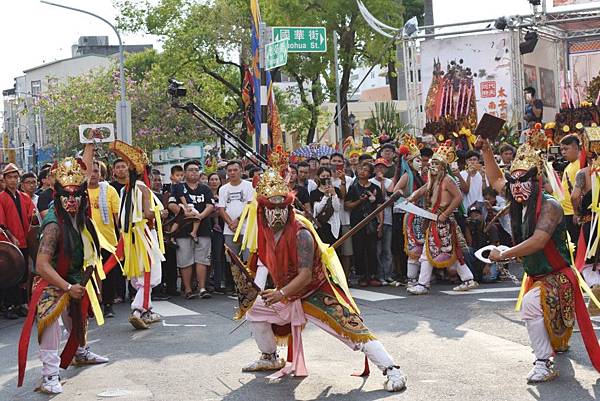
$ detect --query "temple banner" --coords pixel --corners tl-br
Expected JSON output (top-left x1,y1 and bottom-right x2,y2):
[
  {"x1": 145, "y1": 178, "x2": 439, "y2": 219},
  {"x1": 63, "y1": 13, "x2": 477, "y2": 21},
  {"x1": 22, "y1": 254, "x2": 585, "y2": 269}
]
[{"x1": 420, "y1": 32, "x2": 513, "y2": 143}]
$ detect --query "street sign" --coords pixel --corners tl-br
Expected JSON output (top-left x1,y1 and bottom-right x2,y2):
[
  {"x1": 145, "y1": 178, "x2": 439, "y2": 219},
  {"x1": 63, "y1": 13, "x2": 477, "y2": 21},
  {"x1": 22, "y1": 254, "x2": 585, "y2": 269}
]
[
  {"x1": 265, "y1": 38, "x2": 289, "y2": 70},
  {"x1": 272, "y1": 27, "x2": 327, "y2": 53}
]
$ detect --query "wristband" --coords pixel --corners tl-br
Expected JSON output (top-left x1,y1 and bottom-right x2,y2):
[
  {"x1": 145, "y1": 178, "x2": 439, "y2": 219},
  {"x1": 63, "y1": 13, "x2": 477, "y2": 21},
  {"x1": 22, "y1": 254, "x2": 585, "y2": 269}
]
[
  {"x1": 66, "y1": 283, "x2": 72, "y2": 292},
  {"x1": 279, "y1": 288, "x2": 287, "y2": 300}
]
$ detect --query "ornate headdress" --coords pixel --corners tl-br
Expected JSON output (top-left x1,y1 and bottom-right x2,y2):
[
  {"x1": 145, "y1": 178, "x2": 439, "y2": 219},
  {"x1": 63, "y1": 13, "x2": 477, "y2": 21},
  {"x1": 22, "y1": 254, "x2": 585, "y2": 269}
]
[
  {"x1": 54, "y1": 157, "x2": 86, "y2": 189},
  {"x1": 431, "y1": 140, "x2": 457, "y2": 165},
  {"x1": 109, "y1": 140, "x2": 149, "y2": 174},
  {"x1": 582, "y1": 126, "x2": 600, "y2": 155},
  {"x1": 510, "y1": 124, "x2": 547, "y2": 174},
  {"x1": 256, "y1": 145, "x2": 293, "y2": 206},
  {"x1": 398, "y1": 133, "x2": 420, "y2": 160}
]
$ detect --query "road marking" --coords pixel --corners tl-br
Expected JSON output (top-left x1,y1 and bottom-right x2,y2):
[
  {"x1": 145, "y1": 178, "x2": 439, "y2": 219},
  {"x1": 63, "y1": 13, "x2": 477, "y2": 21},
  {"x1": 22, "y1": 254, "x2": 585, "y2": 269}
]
[
  {"x1": 478, "y1": 298, "x2": 517, "y2": 302},
  {"x1": 162, "y1": 321, "x2": 206, "y2": 327},
  {"x1": 152, "y1": 301, "x2": 199, "y2": 317},
  {"x1": 440, "y1": 287, "x2": 521, "y2": 296},
  {"x1": 350, "y1": 289, "x2": 405, "y2": 301}
]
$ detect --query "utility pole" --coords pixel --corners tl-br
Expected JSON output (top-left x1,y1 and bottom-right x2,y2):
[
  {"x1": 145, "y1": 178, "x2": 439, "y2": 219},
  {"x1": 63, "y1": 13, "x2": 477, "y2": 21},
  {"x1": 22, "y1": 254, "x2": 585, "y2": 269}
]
[
  {"x1": 41, "y1": 1, "x2": 132, "y2": 144},
  {"x1": 334, "y1": 32, "x2": 343, "y2": 146}
]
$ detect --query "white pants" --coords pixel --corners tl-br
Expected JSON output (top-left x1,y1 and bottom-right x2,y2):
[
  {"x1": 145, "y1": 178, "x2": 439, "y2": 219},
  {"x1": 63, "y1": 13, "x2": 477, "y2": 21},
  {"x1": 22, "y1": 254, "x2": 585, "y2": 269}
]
[
  {"x1": 416, "y1": 253, "x2": 474, "y2": 287},
  {"x1": 521, "y1": 287, "x2": 553, "y2": 360},
  {"x1": 130, "y1": 229, "x2": 163, "y2": 311},
  {"x1": 407, "y1": 259, "x2": 420, "y2": 281},
  {"x1": 582, "y1": 265, "x2": 600, "y2": 287},
  {"x1": 249, "y1": 317, "x2": 395, "y2": 373},
  {"x1": 38, "y1": 307, "x2": 85, "y2": 377}
]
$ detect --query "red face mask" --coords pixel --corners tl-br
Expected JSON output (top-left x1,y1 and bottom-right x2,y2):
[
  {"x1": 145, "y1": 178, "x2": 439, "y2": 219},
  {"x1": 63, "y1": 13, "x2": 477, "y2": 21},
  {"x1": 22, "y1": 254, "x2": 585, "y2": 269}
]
[{"x1": 509, "y1": 170, "x2": 533, "y2": 203}]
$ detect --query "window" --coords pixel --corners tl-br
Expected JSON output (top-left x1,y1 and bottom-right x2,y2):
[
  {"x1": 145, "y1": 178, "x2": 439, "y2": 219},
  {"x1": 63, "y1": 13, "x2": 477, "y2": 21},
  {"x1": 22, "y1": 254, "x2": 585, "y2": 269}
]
[{"x1": 31, "y1": 80, "x2": 41, "y2": 96}]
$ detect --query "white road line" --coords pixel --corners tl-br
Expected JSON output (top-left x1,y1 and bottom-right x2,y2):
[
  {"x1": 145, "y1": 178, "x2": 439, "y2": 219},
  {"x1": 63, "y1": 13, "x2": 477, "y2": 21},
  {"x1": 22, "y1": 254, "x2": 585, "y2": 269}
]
[
  {"x1": 440, "y1": 287, "x2": 521, "y2": 296},
  {"x1": 162, "y1": 321, "x2": 206, "y2": 327},
  {"x1": 350, "y1": 289, "x2": 405, "y2": 301},
  {"x1": 478, "y1": 298, "x2": 517, "y2": 302},
  {"x1": 152, "y1": 301, "x2": 199, "y2": 317}
]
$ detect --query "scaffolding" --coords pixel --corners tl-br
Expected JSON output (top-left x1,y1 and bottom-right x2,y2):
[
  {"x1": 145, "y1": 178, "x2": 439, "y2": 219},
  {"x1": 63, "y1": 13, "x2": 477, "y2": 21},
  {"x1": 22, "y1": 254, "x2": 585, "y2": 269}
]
[{"x1": 401, "y1": 4, "x2": 600, "y2": 134}]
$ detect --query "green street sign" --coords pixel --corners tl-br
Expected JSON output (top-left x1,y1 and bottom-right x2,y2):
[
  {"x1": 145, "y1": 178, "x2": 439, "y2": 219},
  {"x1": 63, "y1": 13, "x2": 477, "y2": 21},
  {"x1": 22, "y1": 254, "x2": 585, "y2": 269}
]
[
  {"x1": 272, "y1": 27, "x2": 327, "y2": 53},
  {"x1": 265, "y1": 38, "x2": 289, "y2": 70}
]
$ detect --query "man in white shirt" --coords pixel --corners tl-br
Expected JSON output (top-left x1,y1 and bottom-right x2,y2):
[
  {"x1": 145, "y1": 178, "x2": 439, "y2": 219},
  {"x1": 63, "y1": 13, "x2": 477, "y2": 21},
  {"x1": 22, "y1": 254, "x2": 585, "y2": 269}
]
[
  {"x1": 330, "y1": 153, "x2": 353, "y2": 279},
  {"x1": 218, "y1": 160, "x2": 255, "y2": 261},
  {"x1": 457, "y1": 150, "x2": 486, "y2": 212}
]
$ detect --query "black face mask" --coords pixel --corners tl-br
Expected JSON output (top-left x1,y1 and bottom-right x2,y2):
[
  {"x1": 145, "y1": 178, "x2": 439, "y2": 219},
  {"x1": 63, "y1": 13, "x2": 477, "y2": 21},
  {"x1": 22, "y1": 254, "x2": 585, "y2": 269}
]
[{"x1": 504, "y1": 167, "x2": 537, "y2": 184}]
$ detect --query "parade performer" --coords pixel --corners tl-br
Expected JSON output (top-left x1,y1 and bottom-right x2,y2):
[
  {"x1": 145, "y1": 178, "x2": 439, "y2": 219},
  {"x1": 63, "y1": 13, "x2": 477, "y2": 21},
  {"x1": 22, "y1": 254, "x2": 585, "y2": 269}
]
[
  {"x1": 406, "y1": 141, "x2": 478, "y2": 295},
  {"x1": 17, "y1": 157, "x2": 110, "y2": 394},
  {"x1": 393, "y1": 134, "x2": 425, "y2": 287},
  {"x1": 109, "y1": 140, "x2": 165, "y2": 330},
  {"x1": 481, "y1": 129, "x2": 600, "y2": 383},
  {"x1": 571, "y1": 127, "x2": 600, "y2": 314},
  {"x1": 232, "y1": 149, "x2": 406, "y2": 392}
]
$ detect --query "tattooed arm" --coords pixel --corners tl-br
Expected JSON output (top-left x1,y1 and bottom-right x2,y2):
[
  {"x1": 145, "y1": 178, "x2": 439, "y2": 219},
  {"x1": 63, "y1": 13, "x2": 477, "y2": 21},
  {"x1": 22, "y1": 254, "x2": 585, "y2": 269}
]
[
  {"x1": 491, "y1": 198, "x2": 563, "y2": 261},
  {"x1": 571, "y1": 168, "x2": 587, "y2": 217},
  {"x1": 261, "y1": 229, "x2": 314, "y2": 305}
]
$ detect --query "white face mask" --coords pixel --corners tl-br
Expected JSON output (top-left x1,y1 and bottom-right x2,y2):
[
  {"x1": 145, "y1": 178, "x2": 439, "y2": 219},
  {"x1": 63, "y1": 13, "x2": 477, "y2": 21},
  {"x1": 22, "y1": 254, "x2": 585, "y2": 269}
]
[
  {"x1": 411, "y1": 157, "x2": 422, "y2": 172},
  {"x1": 264, "y1": 206, "x2": 289, "y2": 231}
]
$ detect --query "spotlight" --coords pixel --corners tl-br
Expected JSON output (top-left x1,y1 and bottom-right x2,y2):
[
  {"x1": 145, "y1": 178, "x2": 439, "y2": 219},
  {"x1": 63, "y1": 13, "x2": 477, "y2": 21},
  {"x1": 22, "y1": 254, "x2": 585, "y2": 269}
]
[
  {"x1": 519, "y1": 31, "x2": 538, "y2": 55},
  {"x1": 494, "y1": 17, "x2": 508, "y2": 30}
]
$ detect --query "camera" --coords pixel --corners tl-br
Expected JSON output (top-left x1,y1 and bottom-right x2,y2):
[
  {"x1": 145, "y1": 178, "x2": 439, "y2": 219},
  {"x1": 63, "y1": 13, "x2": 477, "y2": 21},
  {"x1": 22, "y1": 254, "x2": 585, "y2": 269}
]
[{"x1": 168, "y1": 78, "x2": 187, "y2": 98}]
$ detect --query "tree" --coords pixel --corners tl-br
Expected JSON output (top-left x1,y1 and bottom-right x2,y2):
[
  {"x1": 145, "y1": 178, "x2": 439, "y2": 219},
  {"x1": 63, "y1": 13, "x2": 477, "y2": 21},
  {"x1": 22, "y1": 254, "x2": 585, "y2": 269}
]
[{"x1": 38, "y1": 61, "x2": 215, "y2": 157}]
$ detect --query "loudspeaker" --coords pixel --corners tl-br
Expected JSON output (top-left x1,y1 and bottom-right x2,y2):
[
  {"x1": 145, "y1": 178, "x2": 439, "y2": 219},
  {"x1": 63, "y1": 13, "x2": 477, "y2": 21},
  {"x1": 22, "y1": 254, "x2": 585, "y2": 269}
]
[{"x1": 519, "y1": 31, "x2": 538, "y2": 55}]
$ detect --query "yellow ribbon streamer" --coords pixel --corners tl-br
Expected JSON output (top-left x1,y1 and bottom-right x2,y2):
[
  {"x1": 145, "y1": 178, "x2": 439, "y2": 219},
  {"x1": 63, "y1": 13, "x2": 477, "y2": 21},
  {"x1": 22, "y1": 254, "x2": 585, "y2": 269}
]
[{"x1": 514, "y1": 272, "x2": 528, "y2": 312}]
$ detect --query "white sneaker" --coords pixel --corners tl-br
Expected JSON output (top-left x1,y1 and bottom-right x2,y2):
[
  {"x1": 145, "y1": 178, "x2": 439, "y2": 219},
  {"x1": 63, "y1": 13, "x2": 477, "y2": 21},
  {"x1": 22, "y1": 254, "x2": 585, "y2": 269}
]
[
  {"x1": 36, "y1": 375, "x2": 63, "y2": 394},
  {"x1": 73, "y1": 347, "x2": 109, "y2": 365},
  {"x1": 242, "y1": 353, "x2": 285, "y2": 372},
  {"x1": 406, "y1": 279, "x2": 418, "y2": 288},
  {"x1": 384, "y1": 366, "x2": 407, "y2": 392},
  {"x1": 407, "y1": 284, "x2": 429, "y2": 295},
  {"x1": 527, "y1": 359, "x2": 559, "y2": 383},
  {"x1": 453, "y1": 280, "x2": 479, "y2": 292}
]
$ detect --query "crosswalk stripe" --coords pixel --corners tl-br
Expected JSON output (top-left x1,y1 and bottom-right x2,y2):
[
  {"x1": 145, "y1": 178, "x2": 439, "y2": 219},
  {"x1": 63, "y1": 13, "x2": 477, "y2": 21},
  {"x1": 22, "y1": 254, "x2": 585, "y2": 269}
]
[
  {"x1": 350, "y1": 289, "x2": 405, "y2": 301},
  {"x1": 440, "y1": 287, "x2": 521, "y2": 296},
  {"x1": 478, "y1": 297, "x2": 517, "y2": 302},
  {"x1": 152, "y1": 301, "x2": 199, "y2": 317}
]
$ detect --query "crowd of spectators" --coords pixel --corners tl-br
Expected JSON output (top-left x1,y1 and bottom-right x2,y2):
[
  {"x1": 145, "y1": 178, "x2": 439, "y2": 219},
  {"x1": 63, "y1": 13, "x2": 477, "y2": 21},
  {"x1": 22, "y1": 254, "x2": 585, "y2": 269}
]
[{"x1": 7, "y1": 132, "x2": 585, "y2": 320}]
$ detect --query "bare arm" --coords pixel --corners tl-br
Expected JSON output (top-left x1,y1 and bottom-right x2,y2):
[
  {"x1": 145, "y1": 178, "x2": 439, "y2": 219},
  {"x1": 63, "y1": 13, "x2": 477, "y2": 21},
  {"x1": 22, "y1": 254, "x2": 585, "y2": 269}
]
[
  {"x1": 406, "y1": 183, "x2": 427, "y2": 203},
  {"x1": 479, "y1": 137, "x2": 506, "y2": 194},
  {"x1": 82, "y1": 143, "x2": 94, "y2": 178},
  {"x1": 393, "y1": 172, "x2": 409, "y2": 194},
  {"x1": 36, "y1": 224, "x2": 77, "y2": 292},
  {"x1": 140, "y1": 185, "x2": 155, "y2": 220},
  {"x1": 495, "y1": 199, "x2": 562, "y2": 260},
  {"x1": 571, "y1": 169, "x2": 586, "y2": 217},
  {"x1": 344, "y1": 194, "x2": 366, "y2": 210},
  {"x1": 458, "y1": 172, "x2": 470, "y2": 194}
]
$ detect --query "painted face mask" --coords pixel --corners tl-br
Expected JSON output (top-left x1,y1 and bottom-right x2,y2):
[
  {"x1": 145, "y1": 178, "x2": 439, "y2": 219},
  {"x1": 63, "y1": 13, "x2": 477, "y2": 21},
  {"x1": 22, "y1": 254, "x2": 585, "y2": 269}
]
[
  {"x1": 58, "y1": 186, "x2": 83, "y2": 215},
  {"x1": 411, "y1": 157, "x2": 422, "y2": 172},
  {"x1": 264, "y1": 205, "x2": 289, "y2": 231},
  {"x1": 508, "y1": 170, "x2": 533, "y2": 203},
  {"x1": 429, "y1": 160, "x2": 444, "y2": 177}
]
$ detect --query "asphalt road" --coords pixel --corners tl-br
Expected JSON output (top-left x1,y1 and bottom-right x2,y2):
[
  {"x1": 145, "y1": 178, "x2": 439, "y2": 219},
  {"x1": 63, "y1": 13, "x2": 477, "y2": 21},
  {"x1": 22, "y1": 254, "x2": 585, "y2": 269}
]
[{"x1": 2, "y1": 270, "x2": 600, "y2": 401}]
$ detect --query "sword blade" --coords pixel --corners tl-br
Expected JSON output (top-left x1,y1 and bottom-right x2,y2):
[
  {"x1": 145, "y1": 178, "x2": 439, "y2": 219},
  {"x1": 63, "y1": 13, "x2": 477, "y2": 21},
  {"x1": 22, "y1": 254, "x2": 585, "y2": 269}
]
[{"x1": 396, "y1": 201, "x2": 438, "y2": 221}]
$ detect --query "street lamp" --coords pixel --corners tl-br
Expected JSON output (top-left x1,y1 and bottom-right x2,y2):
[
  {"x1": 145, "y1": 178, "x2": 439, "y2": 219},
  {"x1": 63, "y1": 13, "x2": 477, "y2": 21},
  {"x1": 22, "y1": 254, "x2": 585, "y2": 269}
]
[{"x1": 40, "y1": 0, "x2": 132, "y2": 144}]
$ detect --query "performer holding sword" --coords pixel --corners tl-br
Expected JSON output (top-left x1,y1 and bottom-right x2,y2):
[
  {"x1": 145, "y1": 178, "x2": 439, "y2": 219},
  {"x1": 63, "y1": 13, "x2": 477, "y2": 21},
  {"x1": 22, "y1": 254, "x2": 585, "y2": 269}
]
[{"x1": 480, "y1": 126, "x2": 600, "y2": 383}]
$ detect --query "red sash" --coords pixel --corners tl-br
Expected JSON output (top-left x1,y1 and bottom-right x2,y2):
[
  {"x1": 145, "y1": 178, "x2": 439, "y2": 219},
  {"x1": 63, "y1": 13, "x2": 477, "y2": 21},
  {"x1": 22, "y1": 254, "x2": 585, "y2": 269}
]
[{"x1": 543, "y1": 240, "x2": 600, "y2": 372}]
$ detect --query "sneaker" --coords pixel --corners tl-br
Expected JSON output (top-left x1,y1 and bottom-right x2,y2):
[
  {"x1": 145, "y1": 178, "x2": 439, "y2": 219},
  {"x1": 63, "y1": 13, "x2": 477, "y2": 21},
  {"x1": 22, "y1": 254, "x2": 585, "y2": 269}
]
[
  {"x1": 242, "y1": 352, "x2": 285, "y2": 372},
  {"x1": 73, "y1": 347, "x2": 109, "y2": 365},
  {"x1": 141, "y1": 309, "x2": 162, "y2": 324},
  {"x1": 406, "y1": 284, "x2": 429, "y2": 295},
  {"x1": 453, "y1": 280, "x2": 479, "y2": 292},
  {"x1": 36, "y1": 375, "x2": 62, "y2": 394},
  {"x1": 129, "y1": 309, "x2": 149, "y2": 330},
  {"x1": 526, "y1": 359, "x2": 559, "y2": 383},
  {"x1": 199, "y1": 289, "x2": 212, "y2": 299},
  {"x1": 406, "y1": 279, "x2": 417, "y2": 288},
  {"x1": 103, "y1": 304, "x2": 115, "y2": 318},
  {"x1": 384, "y1": 366, "x2": 407, "y2": 392},
  {"x1": 4, "y1": 306, "x2": 18, "y2": 320},
  {"x1": 153, "y1": 293, "x2": 171, "y2": 301}
]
